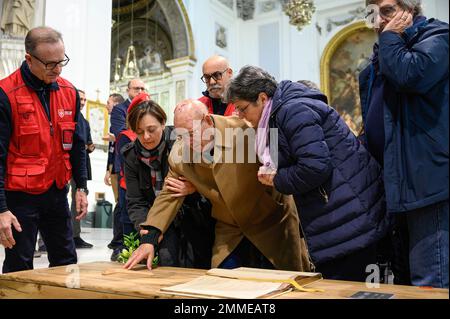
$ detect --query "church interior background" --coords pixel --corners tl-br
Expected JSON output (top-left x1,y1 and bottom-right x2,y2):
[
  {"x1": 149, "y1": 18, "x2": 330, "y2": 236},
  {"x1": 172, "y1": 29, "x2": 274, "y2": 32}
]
[{"x1": 0, "y1": 0, "x2": 449, "y2": 211}]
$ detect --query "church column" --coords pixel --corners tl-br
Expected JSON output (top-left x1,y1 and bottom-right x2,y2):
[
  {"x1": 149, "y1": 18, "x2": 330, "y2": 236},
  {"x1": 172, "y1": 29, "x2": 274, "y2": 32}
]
[{"x1": 165, "y1": 56, "x2": 197, "y2": 125}]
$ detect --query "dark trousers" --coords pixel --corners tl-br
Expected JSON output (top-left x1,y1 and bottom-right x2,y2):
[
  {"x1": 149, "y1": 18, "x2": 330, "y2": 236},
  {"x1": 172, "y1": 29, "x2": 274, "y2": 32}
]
[
  {"x1": 315, "y1": 244, "x2": 377, "y2": 282},
  {"x1": 3, "y1": 184, "x2": 77, "y2": 273},
  {"x1": 69, "y1": 179, "x2": 81, "y2": 238},
  {"x1": 219, "y1": 237, "x2": 274, "y2": 270},
  {"x1": 109, "y1": 204, "x2": 123, "y2": 248},
  {"x1": 376, "y1": 214, "x2": 411, "y2": 285},
  {"x1": 118, "y1": 183, "x2": 134, "y2": 237}
]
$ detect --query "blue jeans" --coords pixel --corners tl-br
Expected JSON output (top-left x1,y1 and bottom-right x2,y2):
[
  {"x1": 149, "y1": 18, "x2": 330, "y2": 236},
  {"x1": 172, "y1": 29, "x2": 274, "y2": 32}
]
[{"x1": 407, "y1": 200, "x2": 449, "y2": 288}]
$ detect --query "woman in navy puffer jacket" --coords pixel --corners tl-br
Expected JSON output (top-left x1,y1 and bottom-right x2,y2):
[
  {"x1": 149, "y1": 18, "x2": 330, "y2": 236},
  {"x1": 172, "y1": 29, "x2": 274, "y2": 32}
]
[{"x1": 226, "y1": 66, "x2": 392, "y2": 281}]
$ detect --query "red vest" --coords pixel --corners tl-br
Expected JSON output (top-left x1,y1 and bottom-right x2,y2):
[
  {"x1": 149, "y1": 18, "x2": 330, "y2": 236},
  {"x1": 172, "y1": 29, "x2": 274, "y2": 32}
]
[
  {"x1": 198, "y1": 96, "x2": 235, "y2": 116},
  {"x1": 0, "y1": 68, "x2": 77, "y2": 194},
  {"x1": 117, "y1": 129, "x2": 137, "y2": 190}
]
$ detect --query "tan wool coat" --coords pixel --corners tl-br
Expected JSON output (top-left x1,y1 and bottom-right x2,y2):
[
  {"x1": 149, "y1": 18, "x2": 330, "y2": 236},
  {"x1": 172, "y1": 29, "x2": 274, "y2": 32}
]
[{"x1": 141, "y1": 115, "x2": 312, "y2": 271}]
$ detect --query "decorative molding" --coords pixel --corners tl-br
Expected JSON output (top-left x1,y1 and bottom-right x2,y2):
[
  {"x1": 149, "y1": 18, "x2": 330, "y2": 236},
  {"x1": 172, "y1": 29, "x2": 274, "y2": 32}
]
[
  {"x1": 0, "y1": 38, "x2": 24, "y2": 79},
  {"x1": 237, "y1": 0, "x2": 255, "y2": 20},
  {"x1": 217, "y1": 0, "x2": 234, "y2": 10},
  {"x1": 112, "y1": 0, "x2": 152, "y2": 16},
  {"x1": 258, "y1": 0, "x2": 279, "y2": 14},
  {"x1": 325, "y1": 6, "x2": 366, "y2": 33},
  {"x1": 176, "y1": 0, "x2": 196, "y2": 61}
]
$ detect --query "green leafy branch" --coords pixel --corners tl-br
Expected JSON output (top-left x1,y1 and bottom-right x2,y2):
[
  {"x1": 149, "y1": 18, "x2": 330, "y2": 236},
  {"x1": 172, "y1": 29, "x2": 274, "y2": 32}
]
[{"x1": 117, "y1": 232, "x2": 159, "y2": 267}]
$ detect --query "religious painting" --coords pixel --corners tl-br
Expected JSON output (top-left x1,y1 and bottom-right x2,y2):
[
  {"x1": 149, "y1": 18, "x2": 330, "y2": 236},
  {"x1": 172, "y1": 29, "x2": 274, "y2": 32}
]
[
  {"x1": 321, "y1": 22, "x2": 377, "y2": 135},
  {"x1": 86, "y1": 100, "x2": 108, "y2": 145}
]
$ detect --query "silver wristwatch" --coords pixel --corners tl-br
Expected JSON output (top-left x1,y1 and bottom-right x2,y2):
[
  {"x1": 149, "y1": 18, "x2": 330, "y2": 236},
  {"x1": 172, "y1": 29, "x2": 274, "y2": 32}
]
[{"x1": 77, "y1": 188, "x2": 89, "y2": 195}]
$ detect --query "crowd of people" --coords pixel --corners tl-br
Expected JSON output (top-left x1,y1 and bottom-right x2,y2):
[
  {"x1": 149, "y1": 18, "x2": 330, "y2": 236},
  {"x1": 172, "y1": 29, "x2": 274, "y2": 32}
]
[{"x1": 0, "y1": 0, "x2": 448, "y2": 289}]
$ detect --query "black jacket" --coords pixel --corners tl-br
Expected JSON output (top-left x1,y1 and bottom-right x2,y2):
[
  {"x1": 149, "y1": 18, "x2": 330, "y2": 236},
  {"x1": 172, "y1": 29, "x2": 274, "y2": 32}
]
[
  {"x1": 122, "y1": 126, "x2": 215, "y2": 269},
  {"x1": 78, "y1": 112, "x2": 93, "y2": 180}
]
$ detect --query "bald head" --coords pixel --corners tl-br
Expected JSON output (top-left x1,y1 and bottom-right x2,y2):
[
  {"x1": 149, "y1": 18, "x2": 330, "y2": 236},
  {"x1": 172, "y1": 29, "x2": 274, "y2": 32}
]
[
  {"x1": 202, "y1": 55, "x2": 233, "y2": 100},
  {"x1": 174, "y1": 99, "x2": 215, "y2": 152},
  {"x1": 174, "y1": 99, "x2": 209, "y2": 127},
  {"x1": 202, "y1": 55, "x2": 230, "y2": 73},
  {"x1": 25, "y1": 26, "x2": 64, "y2": 55}
]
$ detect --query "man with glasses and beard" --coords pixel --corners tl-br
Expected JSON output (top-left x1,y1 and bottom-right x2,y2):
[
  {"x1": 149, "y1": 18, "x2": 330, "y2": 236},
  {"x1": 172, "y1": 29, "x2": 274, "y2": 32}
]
[
  {"x1": 360, "y1": 0, "x2": 449, "y2": 288},
  {"x1": 0, "y1": 26, "x2": 88, "y2": 273},
  {"x1": 198, "y1": 55, "x2": 236, "y2": 116}
]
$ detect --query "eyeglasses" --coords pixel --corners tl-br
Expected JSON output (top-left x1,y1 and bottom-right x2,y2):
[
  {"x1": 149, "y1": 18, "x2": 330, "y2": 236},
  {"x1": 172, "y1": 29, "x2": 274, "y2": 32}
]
[
  {"x1": 201, "y1": 68, "x2": 229, "y2": 84},
  {"x1": 30, "y1": 53, "x2": 70, "y2": 70},
  {"x1": 379, "y1": 4, "x2": 399, "y2": 19},
  {"x1": 129, "y1": 86, "x2": 146, "y2": 91},
  {"x1": 235, "y1": 103, "x2": 251, "y2": 114},
  {"x1": 366, "y1": 4, "x2": 398, "y2": 20}
]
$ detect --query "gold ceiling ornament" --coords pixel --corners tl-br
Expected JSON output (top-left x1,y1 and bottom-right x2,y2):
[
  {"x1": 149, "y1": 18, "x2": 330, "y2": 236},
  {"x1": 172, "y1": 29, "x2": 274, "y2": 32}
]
[
  {"x1": 123, "y1": 45, "x2": 140, "y2": 79},
  {"x1": 122, "y1": 0, "x2": 141, "y2": 79},
  {"x1": 282, "y1": 0, "x2": 316, "y2": 32},
  {"x1": 111, "y1": 0, "x2": 123, "y2": 93},
  {"x1": 112, "y1": 0, "x2": 149, "y2": 16}
]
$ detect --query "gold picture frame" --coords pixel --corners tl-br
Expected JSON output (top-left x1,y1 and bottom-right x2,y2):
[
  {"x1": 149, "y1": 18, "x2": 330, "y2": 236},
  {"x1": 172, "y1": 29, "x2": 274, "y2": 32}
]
[
  {"x1": 86, "y1": 100, "x2": 109, "y2": 145},
  {"x1": 320, "y1": 21, "x2": 377, "y2": 134}
]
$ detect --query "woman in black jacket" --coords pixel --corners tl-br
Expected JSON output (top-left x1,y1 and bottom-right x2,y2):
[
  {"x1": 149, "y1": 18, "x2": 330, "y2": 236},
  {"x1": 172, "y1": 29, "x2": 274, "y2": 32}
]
[{"x1": 121, "y1": 94, "x2": 214, "y2": 269}]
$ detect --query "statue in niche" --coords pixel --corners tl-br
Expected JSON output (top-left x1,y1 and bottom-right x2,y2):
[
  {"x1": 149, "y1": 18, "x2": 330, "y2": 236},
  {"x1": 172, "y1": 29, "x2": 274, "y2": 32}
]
[
  {"x1": 138, "y1": 44, "x2": 163, "y2": 76},
  {"x1": 216, "y1": 25, "x2": 227, "y2": 49},
  {"x1": 0, "y1": 0, "x2": 35, "y2": 37}
]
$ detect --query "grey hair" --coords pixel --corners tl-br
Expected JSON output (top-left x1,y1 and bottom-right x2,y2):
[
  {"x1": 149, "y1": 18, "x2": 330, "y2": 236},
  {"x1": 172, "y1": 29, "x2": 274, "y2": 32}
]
[
  {"x1": 225, "y1": 65, "x2": 278, "y2": 103},
  {"x1": 366, "y1": 0, "x2": 423, "y2": 16},
  {"x1": 297, "y1": 80, "x2": 320, "y2": 90},
  {"x1": 25, "y1": 26, "x2": 64, "y2": 55}
]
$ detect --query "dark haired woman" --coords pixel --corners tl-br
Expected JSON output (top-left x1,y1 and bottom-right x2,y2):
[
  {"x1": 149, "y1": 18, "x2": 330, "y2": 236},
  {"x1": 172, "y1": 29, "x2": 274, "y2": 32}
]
[{"x1": 226, "y1": 65, "x2": 392, "y2": 281}]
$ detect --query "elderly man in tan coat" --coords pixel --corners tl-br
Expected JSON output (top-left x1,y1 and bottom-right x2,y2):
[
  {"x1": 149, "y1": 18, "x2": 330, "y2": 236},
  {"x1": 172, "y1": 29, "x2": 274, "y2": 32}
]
[{"x1": 124, "y1": 99, "x2": 312, "y2": 271}]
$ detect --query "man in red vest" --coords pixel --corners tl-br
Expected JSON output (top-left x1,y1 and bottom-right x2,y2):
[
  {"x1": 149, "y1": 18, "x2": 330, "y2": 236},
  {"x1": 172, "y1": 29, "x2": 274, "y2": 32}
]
[
  {"x1": 198, "y1": 55, "x2": 236, "y2": 116},
  {"x1": 0, "y1": 26, "x2": 88, "y2": 273}
]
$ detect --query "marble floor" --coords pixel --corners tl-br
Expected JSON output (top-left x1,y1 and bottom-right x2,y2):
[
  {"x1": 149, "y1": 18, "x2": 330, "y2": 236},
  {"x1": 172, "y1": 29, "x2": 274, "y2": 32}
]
[{"x1": 0, "y1": 228, "x2": 114, "y2": 274}]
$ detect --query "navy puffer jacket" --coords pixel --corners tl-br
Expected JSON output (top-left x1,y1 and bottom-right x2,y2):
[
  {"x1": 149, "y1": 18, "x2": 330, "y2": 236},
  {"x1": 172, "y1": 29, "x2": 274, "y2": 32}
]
[
  {"x1": 271, "y1": 81, "x2": 392, "y2": 264},
  {"x1": 359, "y1": 18, "x2": 449, "y2": 213}
]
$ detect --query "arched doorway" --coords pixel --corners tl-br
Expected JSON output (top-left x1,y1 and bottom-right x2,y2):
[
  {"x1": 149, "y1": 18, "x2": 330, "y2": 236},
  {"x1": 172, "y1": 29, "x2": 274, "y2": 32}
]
[
  {"x1": 110, "y1": 0, "x2": 195, "y2": 80},
  {"x1": 109, "y1": 0, "x2": 196, "y2": 123},
  {"x1": 320, "y1": 21, "x2": 377, "y2": 135}
]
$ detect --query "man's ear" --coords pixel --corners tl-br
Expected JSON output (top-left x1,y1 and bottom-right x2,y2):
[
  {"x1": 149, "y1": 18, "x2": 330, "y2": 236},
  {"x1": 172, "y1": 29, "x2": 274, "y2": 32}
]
[
  {"x1": 228, "y1": 68, "x2": 233, "y2": 77},
  {"x1": 25, "y1": 53, "x2": 32, "y2": 66}
]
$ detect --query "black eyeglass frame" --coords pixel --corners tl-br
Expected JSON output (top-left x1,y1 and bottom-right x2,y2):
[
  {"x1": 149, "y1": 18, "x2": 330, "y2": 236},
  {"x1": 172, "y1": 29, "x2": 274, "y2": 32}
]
[
  {"x1": 30, "y1": 53, "x2": 70, "y2": 70},
  {"x1": 201, "y1": 68, "x2": 229, "y2": 84}
]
